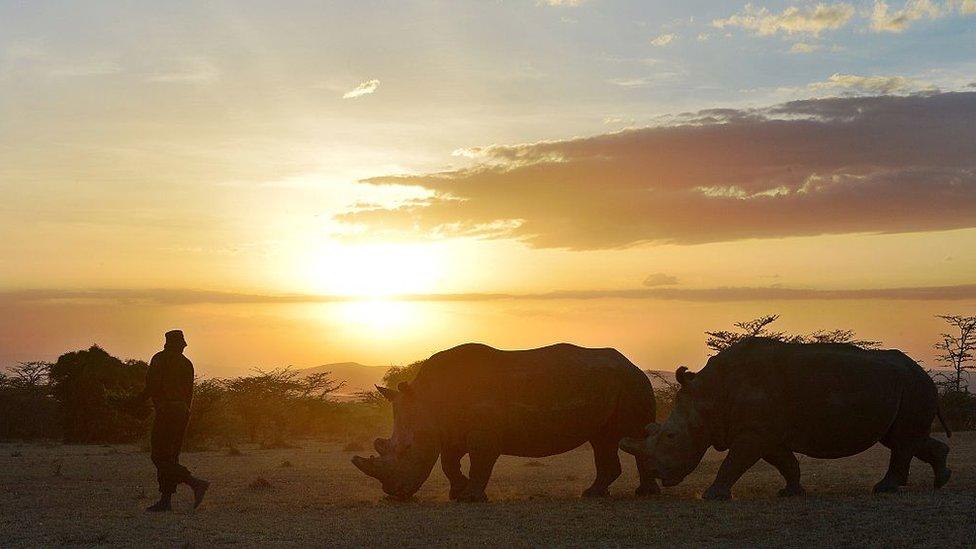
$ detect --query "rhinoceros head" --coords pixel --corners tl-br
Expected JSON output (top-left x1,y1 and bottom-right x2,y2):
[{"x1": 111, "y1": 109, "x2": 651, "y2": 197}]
[
  {"x1": 620, "y1": 366, "x2": 710, "y2": 487},
  {"x1": 351, "y1": 382, "x2": 438, "y2": 499}
]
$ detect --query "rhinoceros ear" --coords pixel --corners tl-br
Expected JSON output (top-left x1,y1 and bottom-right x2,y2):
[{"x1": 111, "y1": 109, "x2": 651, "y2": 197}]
[
  {"x1": 675, "y1": 366, "x2": 697, "y2": 387},
  {"x1": 397, "y1": 381, "x2": 414, "y2": 396},
  {"x1": 376, "y1": 385, "x2": 398, "y2": 401}
]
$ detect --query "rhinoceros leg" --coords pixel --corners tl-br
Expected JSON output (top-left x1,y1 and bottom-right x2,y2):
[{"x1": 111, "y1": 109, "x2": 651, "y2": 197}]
[
  {"x1": 583, "y1": 437, "x2": 622, "y2": 497},
  {"x1": 457, "y1": 431, "x2": 499, "y2": 502},
  {"x1": 703, "y1": 433, "x2": 764, "y2": 500},
  {"x1": 914, "y1": 437, "x2": 951, "y2": 489},
  {"x1": 634, "y1": 455, "x2": 660, "y2": 497},
  {"x1": 873, "y1": 444, "x2": 914, "y2": 494},
  {"x1": 440, "y1": 446, "x2": 470, "y2": 500},
  {"x1": 762, "y1": 447, "x2": 805, "y2": 497}
]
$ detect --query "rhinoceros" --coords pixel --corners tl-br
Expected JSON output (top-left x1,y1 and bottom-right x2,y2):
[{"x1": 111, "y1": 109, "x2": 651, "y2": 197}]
[
  {"x1": 351, "y1": 343, "x2": 658, "y2": 501},
  {"x1": 620, "y1": 337, "x2": 951, "y2": 500}
]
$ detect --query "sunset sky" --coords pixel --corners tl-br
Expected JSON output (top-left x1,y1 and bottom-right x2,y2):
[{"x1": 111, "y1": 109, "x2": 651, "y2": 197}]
[{"x1": 1, "y1": 1, "x2": 974, "y2": 376}]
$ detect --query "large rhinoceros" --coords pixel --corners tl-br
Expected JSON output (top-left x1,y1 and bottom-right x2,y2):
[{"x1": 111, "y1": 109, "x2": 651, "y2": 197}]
[
  {"x1": 620, "y1": 337, "x2": 951, "y2": 500},
  {"x1": 352, "y1": 343, "x2": 658, "y2": 501}
]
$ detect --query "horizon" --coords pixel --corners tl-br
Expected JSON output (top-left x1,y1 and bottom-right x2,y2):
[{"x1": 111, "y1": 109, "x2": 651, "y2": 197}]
[{"x1": 2, "y1": 1, "x2": 975, "y2": 377}]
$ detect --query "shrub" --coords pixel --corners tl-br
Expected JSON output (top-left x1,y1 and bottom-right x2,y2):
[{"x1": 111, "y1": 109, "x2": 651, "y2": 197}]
[{"x1": 47, "y1": 346, "x2": 149, "y2": 443}]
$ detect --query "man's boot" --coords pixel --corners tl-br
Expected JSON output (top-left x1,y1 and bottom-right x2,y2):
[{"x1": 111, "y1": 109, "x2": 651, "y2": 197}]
[
  {"x1": 145, "y1": 493, "x2": 172, "y2": 512},
  {"x1": 189, "y1": 477, "x2": 210, "y2": 509}
]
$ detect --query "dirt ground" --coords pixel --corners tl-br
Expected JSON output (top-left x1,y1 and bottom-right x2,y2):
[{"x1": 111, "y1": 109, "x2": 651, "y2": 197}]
[{"x1": 1, "y1": 432, "x2": 973, "y2": 548}]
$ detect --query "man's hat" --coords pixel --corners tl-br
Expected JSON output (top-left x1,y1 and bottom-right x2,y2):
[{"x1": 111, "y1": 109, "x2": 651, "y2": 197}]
[{"x1": 165, "y1": 330, "x2": 187, "y2": 347}]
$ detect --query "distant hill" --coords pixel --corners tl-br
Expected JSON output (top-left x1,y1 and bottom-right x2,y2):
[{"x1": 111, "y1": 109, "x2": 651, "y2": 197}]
[
  {"x1": 303, "y1": 362, "x2": 680, "y2": 400},
  {"x1": 300, "y1": 362, "x2": 389, "y2": 400}
]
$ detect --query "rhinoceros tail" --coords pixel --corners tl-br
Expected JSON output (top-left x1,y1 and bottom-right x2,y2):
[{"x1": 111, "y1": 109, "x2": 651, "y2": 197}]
[{"x1": 937, "y1": 400, "x2": 952, "y2": 439}]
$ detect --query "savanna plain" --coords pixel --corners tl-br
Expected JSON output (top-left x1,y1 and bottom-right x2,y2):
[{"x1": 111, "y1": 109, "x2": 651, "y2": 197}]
[{"x1": 1, "y1": 433, "x2": 973, "y2": 547}]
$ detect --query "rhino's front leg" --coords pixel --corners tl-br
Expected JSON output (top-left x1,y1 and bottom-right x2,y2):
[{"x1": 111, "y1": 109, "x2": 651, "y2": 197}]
[
  {"x1": 703, "y1": 433, "x2": 765, "y2": 500},
  {"x1": 457, "y1": 430, "x2": 499, "y2": 502},
  {"x1": 440, "y1": 446, "x2": 469, "y2": 500}
]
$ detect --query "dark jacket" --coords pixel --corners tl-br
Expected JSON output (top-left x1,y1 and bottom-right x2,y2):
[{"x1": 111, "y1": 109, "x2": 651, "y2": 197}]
[{"x1": 137, "y1": 347, "x2": 194, "y2": 406}]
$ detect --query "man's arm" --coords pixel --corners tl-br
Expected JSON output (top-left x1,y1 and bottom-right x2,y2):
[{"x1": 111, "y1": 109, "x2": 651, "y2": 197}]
[{"x1": 131, "y1": 356, "x2": 161, "y2": 404}]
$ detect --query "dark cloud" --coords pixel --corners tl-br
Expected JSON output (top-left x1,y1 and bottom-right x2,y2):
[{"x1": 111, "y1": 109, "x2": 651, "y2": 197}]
[
  {"x1": 643, "y1": 273, "x2": 679, "y2": 287},
  {"x1": 2, "y1": 284, "x2": 975, "y2": 305},
  {"x1": 338, "y1": 91, "x2": 976, "y2": 250}
]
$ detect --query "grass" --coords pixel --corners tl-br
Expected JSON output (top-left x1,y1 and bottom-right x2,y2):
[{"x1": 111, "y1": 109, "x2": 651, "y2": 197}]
[{"x1": 0, "y1": 433, "x2": 973, "y2": 547}]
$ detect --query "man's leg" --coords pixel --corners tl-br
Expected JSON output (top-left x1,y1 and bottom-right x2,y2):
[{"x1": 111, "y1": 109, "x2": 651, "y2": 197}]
[
  {"x1": 172, "y1": 407, "x2": 209, "y2": 508},
  {"x1": 147, "y1": 412, "x2": 177, "y2": 512},
  {"x1": 147, "y1": 406, "x2": 208, "y2": 511}
]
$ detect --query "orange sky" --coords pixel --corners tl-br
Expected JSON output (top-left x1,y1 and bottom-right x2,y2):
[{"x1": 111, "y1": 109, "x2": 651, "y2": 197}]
[{"x1": 1, "y1": 2, "x2": 974, "y2": 377}]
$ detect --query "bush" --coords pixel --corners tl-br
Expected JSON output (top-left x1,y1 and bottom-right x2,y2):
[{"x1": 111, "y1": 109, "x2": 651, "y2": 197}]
[
  {"x1": 939, "y1": 390, "x2": 976, "y2": 432},
  {"x1": 0, "y1": 368, "x2": 60, "y2": 440},
  {"x1": 47, "y1": 346, "x2": 149, "y2": 443},
  {"x1": 183, "y1": 378, "x2": 238, "y2": 450}
]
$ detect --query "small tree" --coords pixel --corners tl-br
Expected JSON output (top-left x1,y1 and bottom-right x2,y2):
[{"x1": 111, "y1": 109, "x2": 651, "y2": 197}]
[
  {"x1": 223, "y1": 367, "x2": 345, "y2": 445},
  {"x1": 350, "y1": 360, "x2": 426, "y2": 408},
  {"x1": 381, "y1": 360, "x2": 425, "y2": 389},
  {"x1": 9, "y1": 361, "x2": 51, "y2": 388},
  {"x1": 645, "y1": 370, "x2": 679, "y2": 420},
  {"x1": 932, "y1": 314, "x2": 976, "y2": 393},
  {"x1": 47, "y1": 346, "x2": 149, "y2": 443},
  {"x1": 706, "y1": 314, "x2": 880, "y2": 355},
  {"x1": 0, "y1": 362, "x2": 59, "y2": 439},
  {"x1": 705, "y1": 314, "x2": 784, "y2": 353}
]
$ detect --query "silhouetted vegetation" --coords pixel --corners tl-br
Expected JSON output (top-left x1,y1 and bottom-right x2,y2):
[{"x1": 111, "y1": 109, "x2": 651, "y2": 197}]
[
  {"x1": 48, "y1": 346, "x2": 150, "y2": 443},
  {"x1": 930, "y1": 314, "x2": 976, "y2": 431},
  {"x1": 930, "y1": 315, "x2": 976, "y2": 393},
  {"x1": 0, "y1": 346, "x2": 392, "y2": 447},
  {"x1": 645, "y1": 370, "x2": 678, "y2": 420},
  {"x1": 0, "y1": 362, "x2": 60, "y2": 439},
  {"x1": 3, "y1": 317, "x2": 974, "y2": 444},
  {"x1": 705, "y1": 314, "x2": 881, "y2": 354},
  {"x1": 351, "y1": 359, "x2": 425, "y2": 406}
]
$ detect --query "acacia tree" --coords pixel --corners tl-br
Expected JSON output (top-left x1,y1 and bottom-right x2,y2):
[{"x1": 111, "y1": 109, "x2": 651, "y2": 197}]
[
  {"x1": 705, "y1": 314, "x2": 784, "y2": 353},
  {"x1": 223, "y1": 367, "x2": 345, "y2": 445},
  {"x1": 349, "y1": 360, "x2": 427, "y2": 407},
  {"x1": 932, "y1": 314, "x2": 976, "y2": 393},
  {"x1": 9, "y1": 361, "x2": 51, "y2": 388},
  {"x1": 645, "y1": 370, "x2": 679, "y2": 420},
  {"x1": 705, "y1": 314, "x2": 880, "y2": 354}
]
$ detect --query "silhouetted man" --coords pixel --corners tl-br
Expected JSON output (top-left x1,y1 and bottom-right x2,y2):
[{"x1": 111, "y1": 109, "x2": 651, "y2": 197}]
[{"x1": 131, "y1": 330, "x2": 209, "y2": 512}]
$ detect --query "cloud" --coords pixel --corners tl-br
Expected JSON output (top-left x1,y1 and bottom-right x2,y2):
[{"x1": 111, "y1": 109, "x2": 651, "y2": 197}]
[
  {"x1": 3, "y1": 284, "x2": 975, "y2": 305},
  {"x1": 539, "y1": 0, "x2": 583, "y2": 5},
  {"x1": 808, "y1": 73, "x2": 918, "y2": 94},
  {"x1": 650, "y1": 33, "x2": 676, "y2": 46},
  {"x1": 956, "y1": 0, "x2": 976, "y2": 14},
  {"x1": 789, "y1": 42, "x2": 823, "y2": 53},
  {"x1": 870, "y1": 0, "x2": 944, "y2": 32},
  {"x1": 608, "y1": 77, "x2": 655, "y2": 88},
  {"x1": 713, "y1": 3, "x2": 855, "y2": 36},
  {"x1": 342, "y1": 79, "x2": 380, "y2": 99},
  {"x1": 48, "y1": 58, "x2": 122, "y2": 77},
  {"x1": 147, "y1": 57, "x2": 219, "y2": 83},
  {"x1": 337, "y1": 91, "x2": 976, "y2": 250},
  {"x1": 643, "y1": 273, "x2": 680, "y2": 287}
]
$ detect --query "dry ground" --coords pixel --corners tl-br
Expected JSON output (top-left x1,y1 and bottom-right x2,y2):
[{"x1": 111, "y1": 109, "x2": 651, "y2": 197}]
[{"x1": 1, "y1": 432, "x2": 974, "y2": 547}]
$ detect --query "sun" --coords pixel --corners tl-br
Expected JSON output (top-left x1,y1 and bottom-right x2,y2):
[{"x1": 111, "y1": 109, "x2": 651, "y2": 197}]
[{"x1": 305, "y1": 242, "x2": 445, "y2": 298}]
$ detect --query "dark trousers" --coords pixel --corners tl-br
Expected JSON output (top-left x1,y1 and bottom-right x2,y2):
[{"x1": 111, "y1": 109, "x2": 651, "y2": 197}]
[{"x1": 151, "y1": 401, "x2": 193, "y2": 494}]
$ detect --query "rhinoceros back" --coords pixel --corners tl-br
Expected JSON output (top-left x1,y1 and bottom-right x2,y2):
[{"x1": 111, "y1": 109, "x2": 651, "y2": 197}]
[{"x1": 411, "y1": 343, "x2": 655, "y2": 457}]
